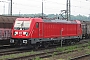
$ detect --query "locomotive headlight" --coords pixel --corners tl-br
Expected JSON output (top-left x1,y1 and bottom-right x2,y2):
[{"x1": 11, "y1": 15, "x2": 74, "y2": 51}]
[
  {"x1": 14, "y1": 32, "x2": 18, "y2": 36},
  {"x1": 23, "y1": 32, "x2": 28, "y2": 36},
  {"x1": 23, "y1": 32, "x2": 26, "y2": 35},
  {"x1": 26, "y1": 32, "x2": 28, "y2": 36}
]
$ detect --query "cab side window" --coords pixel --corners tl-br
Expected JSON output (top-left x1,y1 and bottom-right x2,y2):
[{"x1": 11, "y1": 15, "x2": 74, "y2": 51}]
[
  {"x1": 36, "y1": 23, "x2": 39, "y2": 28},
  {"x1": 80, "y1": 24, "x2": 81, "y2": 28}
]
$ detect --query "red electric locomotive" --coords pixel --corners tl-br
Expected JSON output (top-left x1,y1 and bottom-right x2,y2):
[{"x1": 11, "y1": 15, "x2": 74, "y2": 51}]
[{"x1": 10, "y1": 18, "x2": 82, "y2": 48}]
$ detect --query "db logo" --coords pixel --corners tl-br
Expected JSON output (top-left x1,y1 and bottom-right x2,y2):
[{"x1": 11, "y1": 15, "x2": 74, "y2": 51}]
[{"x1": 19, "y1": 32, "x2": 22, "y2": 34}]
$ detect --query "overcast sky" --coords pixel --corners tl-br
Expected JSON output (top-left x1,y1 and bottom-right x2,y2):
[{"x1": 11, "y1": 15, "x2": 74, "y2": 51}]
[{"x1": 0, "y1": 0, "x2": 90, "y2": 16}]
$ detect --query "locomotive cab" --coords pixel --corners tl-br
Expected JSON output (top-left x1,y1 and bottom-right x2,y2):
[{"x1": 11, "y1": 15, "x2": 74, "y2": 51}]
[{"x1": 12, "y1": 19, "x2": 31, "y2": 38}]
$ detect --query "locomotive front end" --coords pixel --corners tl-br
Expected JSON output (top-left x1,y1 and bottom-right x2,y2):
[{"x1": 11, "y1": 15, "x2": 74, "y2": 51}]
[{"x1": 10, "y1": 18, "x2": 32, "y2": 46}]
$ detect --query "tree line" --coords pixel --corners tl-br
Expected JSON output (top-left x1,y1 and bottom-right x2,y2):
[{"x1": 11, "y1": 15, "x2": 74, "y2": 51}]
[{"x1": 4, "y1": 14, "x2": 90, "y2": 21}]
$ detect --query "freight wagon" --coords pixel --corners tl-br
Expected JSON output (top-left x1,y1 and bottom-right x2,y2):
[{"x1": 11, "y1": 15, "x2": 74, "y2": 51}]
[
  {"x1": 81, "y1": 21, "x2": 90, "y2": 39},
  {"x1": 0, "y1": 15, "x2": 19, "y2": 45}
]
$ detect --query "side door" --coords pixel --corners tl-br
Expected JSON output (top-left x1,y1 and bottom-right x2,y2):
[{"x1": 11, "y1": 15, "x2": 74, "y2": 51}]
[
  {"x1": 39, "y1": 22, "x2": 43, "y2": 38},
  {"x1": 31, "y1": 22, "x2": 39, "y2": 38},
  {"x1": 77, "y1": 24, "x2": 82, "y2": 35}
]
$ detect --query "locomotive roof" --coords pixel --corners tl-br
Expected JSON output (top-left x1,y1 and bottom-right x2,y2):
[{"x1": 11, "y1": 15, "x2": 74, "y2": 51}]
[
  {"x1": 43, "y1": 19, "x2": 79, "y2": 24},
  {"x1": 16, "y1": 18, "x2": 81, "y2": 24}
]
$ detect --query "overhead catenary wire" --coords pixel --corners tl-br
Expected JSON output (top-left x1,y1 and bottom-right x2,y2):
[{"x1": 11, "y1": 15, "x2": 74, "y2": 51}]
[
  {"x1": 13, "y1": 0, "x2": 90, "y2": 11},
  {"x1": 0, "y1": 0, "x2": 89, "y2": 10},
  {"x1": 1, "y1": 0, "x2": 90, "y2": 10},
  {"x1": 0, "y1": 0, "x2": 90, "y2": 15}
]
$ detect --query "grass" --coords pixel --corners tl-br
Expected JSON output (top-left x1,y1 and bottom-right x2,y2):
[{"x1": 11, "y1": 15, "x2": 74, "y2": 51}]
[
  {"x1": 56, "y1": 45, "x2": 78, "y2": 52},
  {"x1": 52, "y1": 52, "x2": 58, "y2": 57},
  {"x1": 56, "y1": 42, "x2": 90, "y2": 52},
  {"x1": 0, "y1": 50, "x2": 37, "y2": 60},
  {"x1": 86, "y1": 51, "x2": 90, "y2": 54},
  {"x1": 32, "y1": 57, "x2": 42, "y2": 60},
  {"x1": 88, "y1": 41, "x2": 90, "y2": 45},
  {"x1": 58, "y1": 59, "x2": 65, "y2": 60},
  {"x1": 45, "y1": 50, "x2": 49, "y2": 53},
  {"x1": 85, "y1": 45, "x2": 90, "y2": 54},
  {"x1": 43, "y1": 41, "x2": 90, "y2": 60},
  {"x1": 56, "y1": 47, "x2": 66, "y2": 52},
  {"x1": 87, "y1": 46, "x2": 90, "y2": 49}
]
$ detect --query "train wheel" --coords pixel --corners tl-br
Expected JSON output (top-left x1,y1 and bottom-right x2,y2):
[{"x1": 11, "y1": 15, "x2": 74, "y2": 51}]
[
  {"x1": 44, "y1": 43, "x2": 49, "y2": 48},
  {"x1": 10, "y1": 44, "x2": 15, "y2": 47},
  {"x1": 42, "y1": 42, "x2": 49, "y2": 48},
  {"x1": 65, "y1": 40, "x2": 70, "y2": 45},
  {"x1": 70, "y1": 41, "x2": 75, "y2": 45},
  {"x1": 34, "y1": 44, "x2": 39, "y2": 50}
]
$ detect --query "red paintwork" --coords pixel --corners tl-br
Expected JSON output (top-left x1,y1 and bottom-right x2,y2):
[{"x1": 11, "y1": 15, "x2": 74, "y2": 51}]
[
  {"x1": 43, "y1": 21, "x2": 82, "y2": 38},
  {"x1": 12, "y1": 18, "x2": 82, "y2": 39},
  {"x1": 12, "y1": 18, "x2": 43, "y2": 38}
]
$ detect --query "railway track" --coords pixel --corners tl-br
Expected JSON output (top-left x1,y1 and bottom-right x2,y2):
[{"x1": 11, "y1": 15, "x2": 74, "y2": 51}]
[
  {"x1": 6, "y1": 40, "x2": 90, "y2": 60},
  {"x1": 0, "y1": 47, "x2": 20, "y2": 53},
  {"x1": 70, "y1": 54, "x2": 90, "y2": 60},
  {"x1": 0, "y1": 44, "x2": 87, "y2": 57},
  {"x1": 0, "y1": 49, "x2": 30, "y2": 56},
  {"x1": 0, "y1": 45, "x2": 61, "y2": 57},
  {"x1": 7, "y1": 50, "x2": 78, "y2": 60},
  {"x1": 0, "y1": 39, "x2": 89, "y2": 60}
]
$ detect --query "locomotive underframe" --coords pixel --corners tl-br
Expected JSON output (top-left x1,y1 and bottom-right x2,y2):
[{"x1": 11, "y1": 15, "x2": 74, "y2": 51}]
[{"x1": 10, "y1": 35, "x2": 82, "y2": 47}]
